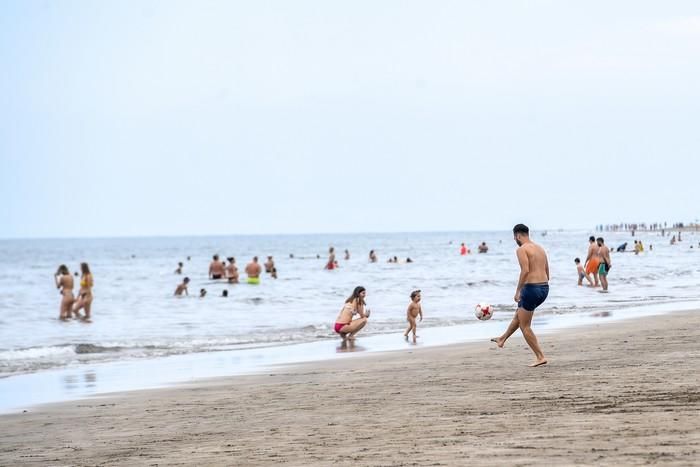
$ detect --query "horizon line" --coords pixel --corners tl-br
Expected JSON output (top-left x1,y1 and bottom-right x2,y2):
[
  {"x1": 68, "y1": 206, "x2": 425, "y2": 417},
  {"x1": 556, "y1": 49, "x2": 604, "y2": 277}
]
[{"x1": 0, "y1": 226, "x2": 596, "y2": 242}]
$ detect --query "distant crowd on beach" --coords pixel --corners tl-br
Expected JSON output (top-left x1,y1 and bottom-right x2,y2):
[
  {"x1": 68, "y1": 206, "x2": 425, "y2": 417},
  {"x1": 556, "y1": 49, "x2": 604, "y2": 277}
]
[{"x1": 598, "y1": 221, "x2": 698, "y2": 233}]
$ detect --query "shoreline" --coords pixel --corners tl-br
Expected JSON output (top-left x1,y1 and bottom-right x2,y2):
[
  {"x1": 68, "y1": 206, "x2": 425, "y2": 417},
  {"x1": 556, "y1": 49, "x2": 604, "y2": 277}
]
[
  {"x1": 2, "y1": 300, "x2": 698, "y2": 414},
  {"x1": 2, "y1": 308, "x2": 700, "y2": 465}
]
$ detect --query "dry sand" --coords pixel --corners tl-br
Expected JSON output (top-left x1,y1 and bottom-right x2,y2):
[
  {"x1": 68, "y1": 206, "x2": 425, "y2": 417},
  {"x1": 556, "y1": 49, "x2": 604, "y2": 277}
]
[{"x1": 2, "y1": 311, "x2": 700, "y2": 466}]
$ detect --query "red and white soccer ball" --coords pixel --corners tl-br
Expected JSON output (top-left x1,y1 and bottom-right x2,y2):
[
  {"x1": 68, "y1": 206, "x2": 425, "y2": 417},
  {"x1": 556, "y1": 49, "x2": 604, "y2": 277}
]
[{"x1": 474, "y1": 302, "x2": 493, "y2": 320}]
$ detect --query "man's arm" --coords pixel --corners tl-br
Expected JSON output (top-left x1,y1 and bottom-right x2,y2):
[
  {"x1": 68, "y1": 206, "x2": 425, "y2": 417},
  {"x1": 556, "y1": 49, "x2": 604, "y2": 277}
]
[
  {"x1": 545, "y1": 255, "x2": 550, "y2": 281},
  {"x1": 418, "y1": 304, "x2": 423, "y2": 322},
  {"x1": 515, "y1": 248, "x2": 529, "y2": 301}
]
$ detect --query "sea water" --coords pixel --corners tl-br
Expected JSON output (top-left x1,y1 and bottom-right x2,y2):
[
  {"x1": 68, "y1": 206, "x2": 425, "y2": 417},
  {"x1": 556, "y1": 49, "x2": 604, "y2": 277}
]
[
  {"x1": 1, "y1": 230, "x2": 699, "y2": 411},
  {"x1": 1, "y1": 229, "x2": 698, "y2": 377}
]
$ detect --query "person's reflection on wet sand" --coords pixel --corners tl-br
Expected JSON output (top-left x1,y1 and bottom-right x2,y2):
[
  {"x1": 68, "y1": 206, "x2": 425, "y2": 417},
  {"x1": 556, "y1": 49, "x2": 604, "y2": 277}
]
[
  {"x1": 337, "y1": 340, "x2": 366, "y2": 353},
  {"x1": 84, "y1": 371, "x2": 97, "y2": 388}
]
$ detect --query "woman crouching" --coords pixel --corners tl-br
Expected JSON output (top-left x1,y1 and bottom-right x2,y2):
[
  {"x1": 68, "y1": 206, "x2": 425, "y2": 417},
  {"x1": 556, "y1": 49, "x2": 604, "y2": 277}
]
[{"x1": 334, "y1": 286, "x2": 370, "y2": 341}]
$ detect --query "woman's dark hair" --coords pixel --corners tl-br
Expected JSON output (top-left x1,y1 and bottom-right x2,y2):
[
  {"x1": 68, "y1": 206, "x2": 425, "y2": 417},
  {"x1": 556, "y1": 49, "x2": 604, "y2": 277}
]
[
  {"x1": 57, "y1": 264, "x2": 69, "y2": 275},
  {"x1": 345, "y1": 286, "x2": 366, "y2": 305},
  {"x1": 80, "y1": 262, "x2": 91, "y2": 275}
]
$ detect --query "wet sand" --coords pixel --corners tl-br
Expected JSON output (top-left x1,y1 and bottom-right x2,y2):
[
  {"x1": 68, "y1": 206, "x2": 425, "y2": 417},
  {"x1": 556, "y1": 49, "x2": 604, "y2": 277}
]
[{"x1": 2, "y1": 310, "x2": 699, "y2": 466}]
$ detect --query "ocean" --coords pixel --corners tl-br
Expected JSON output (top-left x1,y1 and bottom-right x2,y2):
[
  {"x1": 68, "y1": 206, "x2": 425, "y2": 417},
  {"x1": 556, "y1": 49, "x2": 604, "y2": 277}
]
[{"x1": 2, "y1": 229, "x2": 699, "y2": 382}]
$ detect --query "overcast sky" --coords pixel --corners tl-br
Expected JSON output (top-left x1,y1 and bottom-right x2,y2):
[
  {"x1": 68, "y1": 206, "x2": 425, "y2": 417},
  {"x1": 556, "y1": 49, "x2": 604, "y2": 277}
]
[{"x1": 1, "y1": 1, "x2": 699, "y2": 238}]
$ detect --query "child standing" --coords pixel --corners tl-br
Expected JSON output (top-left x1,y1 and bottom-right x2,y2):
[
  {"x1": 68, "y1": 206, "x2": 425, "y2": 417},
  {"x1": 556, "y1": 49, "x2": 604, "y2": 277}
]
[
  {"x1": 404, "y1": 290, "x2": 423, "y2": 342},
  {"x1": 575, "y1": 258, "x2": 591, "y2": 286}
]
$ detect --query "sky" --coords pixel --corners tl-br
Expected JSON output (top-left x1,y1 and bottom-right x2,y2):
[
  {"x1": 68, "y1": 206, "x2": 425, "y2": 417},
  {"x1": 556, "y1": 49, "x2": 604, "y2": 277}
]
[{"x1": 1, "y1": 0, "x2": 699, "y2": 238}]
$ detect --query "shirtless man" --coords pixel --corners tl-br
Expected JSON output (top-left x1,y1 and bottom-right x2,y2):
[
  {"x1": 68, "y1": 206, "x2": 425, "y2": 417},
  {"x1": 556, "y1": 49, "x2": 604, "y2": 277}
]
[
  {"x1": 209, "y1": 255, "x2": 225, "y2": 280},
  {"x1": 597, "y1": 237, "x2": 612, "y2": 292},
  {"x1": 404, "y1": 290, "x2": 423, "y2": 342},
  {"x1": 225, "y1": 257, "x2": 239, "y2": 283},
  {"x1": 491, "y1": 224, "x2": 549, "y2": 367},
  {"x1": 245, "y1": 256, "x2": 262, "y2": 284},
  {"x1": 264, "y1": 256, "x2": 274, "y2": 273},
  {"x1": 584, "y1": 236, "x2": 600, "y2": 287}
]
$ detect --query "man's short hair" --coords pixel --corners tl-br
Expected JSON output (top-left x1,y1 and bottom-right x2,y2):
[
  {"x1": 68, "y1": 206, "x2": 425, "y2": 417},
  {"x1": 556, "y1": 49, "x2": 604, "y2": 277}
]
[
  {"x1": 596, "y1": 237, "x2": 604, "y2": 243},
  {"x1": 513, "y1": 224, "x2": 529, "y2": 235},
  {"x1": 589, "y1": 236, "x2": 595, "y2": 242},
  {"x1": 574, "y1": 258, "x2": 580, "y2": 263}
]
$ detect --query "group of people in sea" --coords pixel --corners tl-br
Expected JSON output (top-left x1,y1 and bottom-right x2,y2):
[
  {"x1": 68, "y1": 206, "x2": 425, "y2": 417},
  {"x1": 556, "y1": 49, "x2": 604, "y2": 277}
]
[
  {"x1": 53, "y1": 263, "x2": 94, "y2": 322},
  {"x1": 459, "y1": 242, "x2": 489, "y2": 255},
  {"x1": 575, "y1": 236, "x2": 612, "y2": 291}
]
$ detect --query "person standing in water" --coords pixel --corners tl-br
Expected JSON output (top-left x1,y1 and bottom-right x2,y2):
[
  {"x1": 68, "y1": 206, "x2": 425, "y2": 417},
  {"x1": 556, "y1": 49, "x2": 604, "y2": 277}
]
[
  {"x1": 597, "y1": 237, "x2": 612, "y2": 292},
  {"x1": 54, "y1": 265, "x2": 74, "y2": 320},
  {"x1": 226, "y1": 257, "x2": 239, "y2": 284},
  {"x1": 174, "y1": 277, "x2": 190, "y2": 296},
  {"x1": 209, "y1": 255, "x2": 225, "y2": 280},
  {"x1": 491, "y1": 224, "x2": 549, "y2": 367},
  {"x1": 333, "y1": 286, "x2": 371, "y2": 341},
  {"x1": 72, "y1": 263, "x2": 94, "y2": 322},
  {"x1": 245, "y1": 256, "x2": 262, "y2": 284},
  {"x1": 264, "y1": 256, "x2": 275, "y2": 273},
  {"x1": 584, "y1": 236, "x2": 600, "y2": 287},
  {"x1": 325, "y1": 247, "x2": 336, "y2": 270},
  {"x1": 369, "y1": 250, "x2": 377, "y2": 263}
]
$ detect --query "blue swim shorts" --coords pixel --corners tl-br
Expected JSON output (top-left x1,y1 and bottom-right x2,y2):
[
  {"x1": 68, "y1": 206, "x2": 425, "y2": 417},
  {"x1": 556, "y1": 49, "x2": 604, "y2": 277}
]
[{"x1": 518, "y1": 283, "x2": 549, "y2": 312}]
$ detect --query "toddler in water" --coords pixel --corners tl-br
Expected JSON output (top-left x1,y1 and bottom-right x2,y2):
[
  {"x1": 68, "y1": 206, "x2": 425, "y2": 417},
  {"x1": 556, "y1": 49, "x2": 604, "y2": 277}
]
[
  {"x1": 404, "y1": 290, "x2": 423, "y2": 342},
  {"x1": 574, "y1": 258, "x2": 590, "y2": 286}
]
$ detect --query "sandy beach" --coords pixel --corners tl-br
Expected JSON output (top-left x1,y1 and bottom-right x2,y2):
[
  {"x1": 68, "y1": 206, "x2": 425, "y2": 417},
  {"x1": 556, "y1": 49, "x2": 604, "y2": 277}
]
[{"x1": 2, "y1": 310, "x2": 699, "y2": 466}]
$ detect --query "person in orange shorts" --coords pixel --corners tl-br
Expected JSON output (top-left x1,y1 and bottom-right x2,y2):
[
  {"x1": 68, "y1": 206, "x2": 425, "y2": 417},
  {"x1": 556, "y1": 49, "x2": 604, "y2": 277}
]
[{"x1": 584, "y1": 235, "x2": 600, "y2": 287}]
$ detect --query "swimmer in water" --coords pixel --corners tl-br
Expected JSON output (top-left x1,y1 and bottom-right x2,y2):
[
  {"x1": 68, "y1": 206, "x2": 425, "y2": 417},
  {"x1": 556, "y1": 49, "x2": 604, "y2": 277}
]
[
  {"x1": 175, "y1": 277, "x2": 190, "y2": 296},
  {"x1": 325, "y1": 247, "x2": 336, "y2": 270}
]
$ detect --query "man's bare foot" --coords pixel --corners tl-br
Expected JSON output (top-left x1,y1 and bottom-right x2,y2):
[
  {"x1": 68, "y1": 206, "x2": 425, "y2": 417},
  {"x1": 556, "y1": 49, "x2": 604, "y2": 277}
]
[
  {"x1": 490, "y1": 337, "x2": 505, "y2": 348},
  {"x1": 528, "y1": 359, "x2": 548, "y2": 367}
]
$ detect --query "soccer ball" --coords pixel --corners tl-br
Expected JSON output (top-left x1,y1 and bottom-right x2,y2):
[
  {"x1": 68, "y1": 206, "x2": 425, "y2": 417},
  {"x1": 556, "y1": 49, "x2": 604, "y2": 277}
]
[{"x1": 474, "y1": 303, "x2": 493, "y2": 320}]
